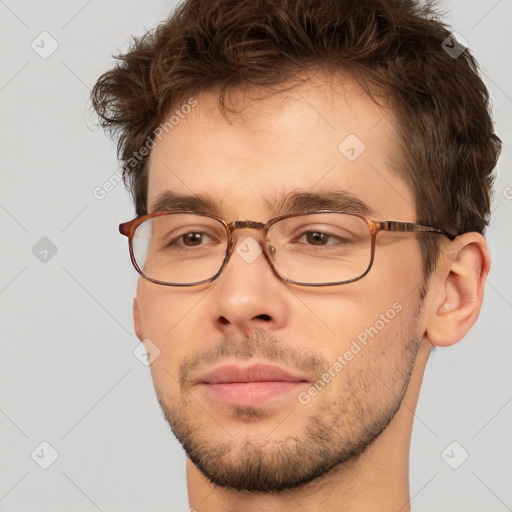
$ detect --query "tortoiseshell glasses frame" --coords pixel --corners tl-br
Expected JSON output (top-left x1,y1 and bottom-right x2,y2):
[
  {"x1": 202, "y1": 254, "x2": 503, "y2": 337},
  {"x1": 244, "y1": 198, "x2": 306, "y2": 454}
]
[{"x1": 119, "y1": 210, "x2": 456, "y2": 287}]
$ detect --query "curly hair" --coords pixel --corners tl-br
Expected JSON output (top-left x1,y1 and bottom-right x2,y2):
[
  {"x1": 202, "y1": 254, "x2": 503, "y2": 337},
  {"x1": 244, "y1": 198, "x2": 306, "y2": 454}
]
[{"x1": 91, "y1": 0, "x2": 501, "y2": 276}]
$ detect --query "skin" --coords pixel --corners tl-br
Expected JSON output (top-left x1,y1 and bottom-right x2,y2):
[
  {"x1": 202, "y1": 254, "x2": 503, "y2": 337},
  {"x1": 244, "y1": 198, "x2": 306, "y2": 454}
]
[{"x1": 132, "y1": 73, "x2": 490, "y2": 512}]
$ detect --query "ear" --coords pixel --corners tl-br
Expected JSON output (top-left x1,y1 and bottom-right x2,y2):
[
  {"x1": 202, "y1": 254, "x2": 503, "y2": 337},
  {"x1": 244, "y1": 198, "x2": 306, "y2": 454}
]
[
  {"x1": 425, "y1": 232, "x2": 490, "y2": 347},
  {"x1": 133, "y1": 296, "x2": 144, "y2": 342}
]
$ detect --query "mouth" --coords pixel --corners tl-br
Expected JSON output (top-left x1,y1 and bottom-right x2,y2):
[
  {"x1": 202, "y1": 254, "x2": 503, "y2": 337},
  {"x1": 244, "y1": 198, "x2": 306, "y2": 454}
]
[{"x1": 194, "y1": 363, "x2": 310, "y2": 407}]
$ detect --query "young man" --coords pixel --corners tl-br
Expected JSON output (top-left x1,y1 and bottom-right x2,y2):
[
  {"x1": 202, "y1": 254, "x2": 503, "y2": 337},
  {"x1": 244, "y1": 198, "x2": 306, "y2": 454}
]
[{"x1": 92, "y1": 0, "x2": 500, "y2": 510}]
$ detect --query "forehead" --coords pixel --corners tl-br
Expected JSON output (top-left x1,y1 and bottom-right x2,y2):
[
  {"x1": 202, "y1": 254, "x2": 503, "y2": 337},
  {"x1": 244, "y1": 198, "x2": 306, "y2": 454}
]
[{"x1": 146, "y1": 74, "x2": 416, "y2": 221}]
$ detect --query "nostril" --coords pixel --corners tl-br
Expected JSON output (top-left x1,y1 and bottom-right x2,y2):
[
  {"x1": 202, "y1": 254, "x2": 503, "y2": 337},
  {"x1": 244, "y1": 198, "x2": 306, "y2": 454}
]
[{"x1": 255, "y1": 314, "x2": 271, "y2": 321}]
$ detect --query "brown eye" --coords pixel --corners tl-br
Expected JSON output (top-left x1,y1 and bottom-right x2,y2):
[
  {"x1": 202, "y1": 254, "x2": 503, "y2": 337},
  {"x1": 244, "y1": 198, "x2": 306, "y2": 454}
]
[
  {"x1": 305, "y1": 232, "x2": 330, "y2": 245},
  {"x1": 181, "y1": 232, "x2": 204, "y2": 246}
]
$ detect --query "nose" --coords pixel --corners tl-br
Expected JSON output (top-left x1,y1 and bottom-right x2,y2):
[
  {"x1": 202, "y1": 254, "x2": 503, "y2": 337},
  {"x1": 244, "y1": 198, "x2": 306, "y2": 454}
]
[{"x1": 209, "y1": 232, "x2": 289, "y2": 335}]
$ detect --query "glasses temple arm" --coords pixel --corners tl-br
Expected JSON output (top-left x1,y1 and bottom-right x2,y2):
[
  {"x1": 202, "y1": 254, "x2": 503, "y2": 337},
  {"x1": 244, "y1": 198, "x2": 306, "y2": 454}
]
[{"x1": 379, "y1": 221, "x2": 456, "y2": 240}]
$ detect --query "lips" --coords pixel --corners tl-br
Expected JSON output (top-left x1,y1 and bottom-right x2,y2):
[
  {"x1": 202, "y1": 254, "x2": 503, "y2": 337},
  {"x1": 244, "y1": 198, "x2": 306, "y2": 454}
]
[
  {"x1": 196, "y1": 363, "x2": 310, "y2": 385},
  {"x1": 194, "y1": 363, "x2": 310, "y2": 407}
]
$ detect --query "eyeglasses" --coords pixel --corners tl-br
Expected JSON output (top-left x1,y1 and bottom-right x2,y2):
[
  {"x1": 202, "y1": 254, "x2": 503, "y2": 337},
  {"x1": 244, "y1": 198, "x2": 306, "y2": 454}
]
[{"x1": 119, "y1": 210, "x2": 455, "y2": 287}]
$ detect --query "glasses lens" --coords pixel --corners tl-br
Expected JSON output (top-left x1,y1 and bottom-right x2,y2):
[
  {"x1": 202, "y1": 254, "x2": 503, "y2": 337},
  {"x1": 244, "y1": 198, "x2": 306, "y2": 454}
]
[
  {"x1": 268, "y1": 212, "x2": 372, "y2": 284},
  {"x1": 132, "y1": 213, "x2": 227, "y2": 284}
]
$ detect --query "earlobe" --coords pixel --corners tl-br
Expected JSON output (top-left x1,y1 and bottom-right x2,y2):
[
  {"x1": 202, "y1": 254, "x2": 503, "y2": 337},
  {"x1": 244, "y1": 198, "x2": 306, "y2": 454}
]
[
  {"x1": 133, "y1": 296, "x2": 144, "y2": 342},
  {"x1": 426, "y1": 233, "x2": 490, "y2": 348}
]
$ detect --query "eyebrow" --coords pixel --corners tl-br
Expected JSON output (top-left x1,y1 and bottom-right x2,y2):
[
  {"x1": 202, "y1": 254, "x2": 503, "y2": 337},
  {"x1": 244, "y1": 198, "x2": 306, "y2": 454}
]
[{"x1": 149, "y1": 189, "x2": 373, "y2": 217}]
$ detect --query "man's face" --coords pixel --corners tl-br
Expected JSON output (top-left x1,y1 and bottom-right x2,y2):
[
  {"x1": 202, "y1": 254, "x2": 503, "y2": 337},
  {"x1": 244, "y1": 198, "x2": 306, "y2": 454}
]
[{"x1": 133, "y1": 76, "x2": 429, "y2": 492}]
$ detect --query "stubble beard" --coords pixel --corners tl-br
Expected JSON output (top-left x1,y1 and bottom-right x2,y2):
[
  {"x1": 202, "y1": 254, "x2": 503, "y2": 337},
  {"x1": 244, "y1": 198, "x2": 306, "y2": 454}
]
[{"x1": 153, "y1": 304, "x2": 423, "y2": 493}]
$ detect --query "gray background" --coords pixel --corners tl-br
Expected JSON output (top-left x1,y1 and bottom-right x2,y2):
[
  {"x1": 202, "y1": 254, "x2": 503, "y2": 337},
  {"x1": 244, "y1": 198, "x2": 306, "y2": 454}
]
[{"x1": 0, "y1": 0, "x2": 511, "y2": 510}]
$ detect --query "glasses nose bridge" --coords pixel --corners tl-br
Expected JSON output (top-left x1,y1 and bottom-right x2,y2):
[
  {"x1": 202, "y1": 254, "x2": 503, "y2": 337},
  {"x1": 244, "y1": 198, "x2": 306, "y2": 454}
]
[
  {"x1": 227, "y1": 219, "x2": 266, "y2": 238},
  {"x1": 225, "y1": 219, "x2": 270, "y2": 252},
  {"x1": 228, "y1": 220, "x2": 266, "y2": 231}
]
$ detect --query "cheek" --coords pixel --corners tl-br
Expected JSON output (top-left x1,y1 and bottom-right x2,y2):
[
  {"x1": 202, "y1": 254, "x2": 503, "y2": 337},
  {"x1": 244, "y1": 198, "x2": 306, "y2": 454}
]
[
  {"x1": 298, "y1": 293, "x2": 406, "y2": 362},
  {"x1": 294, "y1": 243, "x2": 422, "y2": 359},
  {"x1": 136, "y1": 282, "x2": 209, "y2": 378},
  {"x1": 372, "y1": 237, "x2": 425, "y2": 292},
  {"x1": 307, "y1": 300, "x2": 419, "y2": 413}
]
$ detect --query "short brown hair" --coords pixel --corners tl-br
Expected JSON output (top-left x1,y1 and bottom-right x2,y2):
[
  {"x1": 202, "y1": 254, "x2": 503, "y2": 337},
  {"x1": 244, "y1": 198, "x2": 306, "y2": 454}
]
[{"x1": 91, "y1": 0, "x2": 501, "y2": 276}]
